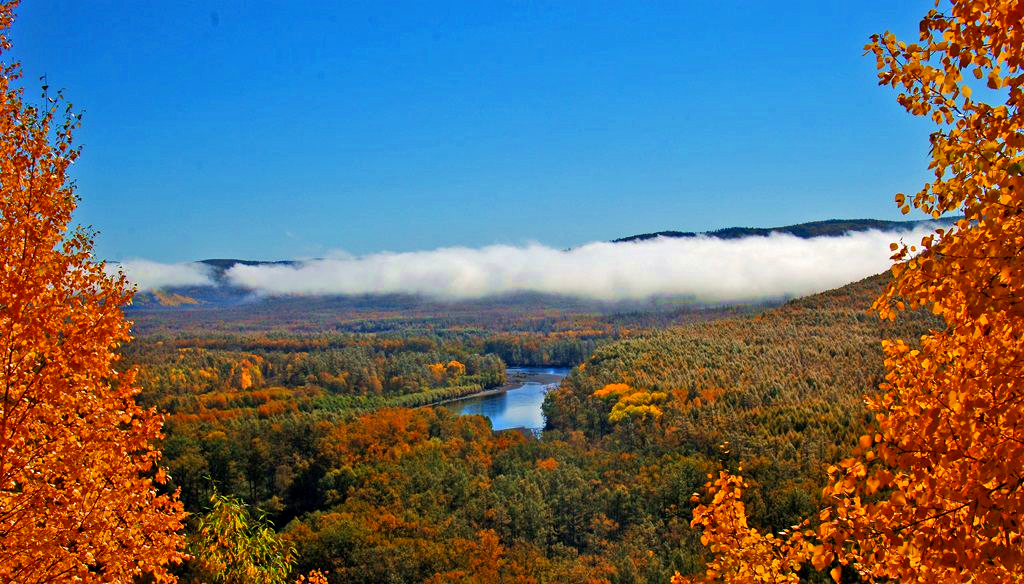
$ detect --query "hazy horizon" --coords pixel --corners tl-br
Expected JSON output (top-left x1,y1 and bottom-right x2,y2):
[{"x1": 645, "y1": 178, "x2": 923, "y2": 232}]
[
  {"x1": 10, "y1": 1, "x2": 936, "y2": 262},
  {"x1": 112, "y1": 224, "x2": 937, "y2": 303}
]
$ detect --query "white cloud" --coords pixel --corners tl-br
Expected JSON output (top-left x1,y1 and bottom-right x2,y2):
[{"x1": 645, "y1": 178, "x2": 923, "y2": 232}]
[
  {"x1": 107, "y1": 259, "x2": 214, "y2": 291},
  {"x1": 222, "y1": 227, "x2": 938, "y2": 303}
]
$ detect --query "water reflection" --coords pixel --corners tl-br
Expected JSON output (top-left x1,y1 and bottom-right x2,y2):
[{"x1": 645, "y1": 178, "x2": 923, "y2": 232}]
[{"x1": 444, "y1": 367, "x2": 568, "y2": 432}]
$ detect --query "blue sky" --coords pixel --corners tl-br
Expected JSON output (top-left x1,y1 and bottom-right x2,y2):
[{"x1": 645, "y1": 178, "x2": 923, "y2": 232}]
[{"x1": 10, "y1": 1, "x2": 935, "y2": 262}]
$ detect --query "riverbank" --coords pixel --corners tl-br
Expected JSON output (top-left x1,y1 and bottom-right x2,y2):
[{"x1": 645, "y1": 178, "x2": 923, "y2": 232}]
[{"x1": 431, "y1": 368, "x2": 568, "y2": 407}]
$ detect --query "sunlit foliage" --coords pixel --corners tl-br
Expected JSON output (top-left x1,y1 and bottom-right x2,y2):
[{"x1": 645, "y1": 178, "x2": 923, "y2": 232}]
[
  {"x1": 183, "y1": 493, "x2": 295, "y2": 584},
  {"x1": 0, "y1": 2, "x2": 184, "y2": 580},
  {"x1": 593, "y1": 383, "x2": 667, "y2": 423},
  {"x1": 819, "y1": 1, "x2": 1024, "y2": 580},
  {"x1": 682, "y1": 473, "x2": 807, "y2": 584},
  {"x1": 688, "y1": 1, "x2": 1024, "y2": 581}
]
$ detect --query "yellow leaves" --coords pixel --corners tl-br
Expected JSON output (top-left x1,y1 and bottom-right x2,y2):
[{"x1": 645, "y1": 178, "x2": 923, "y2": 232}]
[
  {"x1": 427, "y1": 359, "x2": 465, "y2": 384},
  {"x1": 535, "y1": 457, "x2": 558, "y2": 472},
  {"x1": 594, "y1": 382, "x2": 667, "y2": 423},
  {"x1": 428, "y1": 362, "x2": 447, "y2": 382},
  {"x1": 690, "y1": 472, "x2": 808, "y2": 582},
  {"x1": 0, "y1": 3, "x2": 185, "y2": 581},
  {"x1": 608, "y1": 402, "x2": 663, "y2": 423},
  {"x1": 593, "y1": 382, "x2": 632, "y2": 398},
  {"x1": 810, "y1": 546, "x2": 832, "y2": 571},
  {"x1": 446, "y1": 359, "x2": 466, "y2": 378},
  {"x1": 669, "y1": 572, "x2": 690, "y2": 584},
  {"x1": 865, "y1": 475, "x2": 881, "y2": 494},
  {"x1": 692, "y1": 5, "x2": 1024, "y2": 578},
  {"x1": 986, "y1": 67, "x2": 1003, "y2": 89},
  {"x1": 295, "y1": 570, "x2": 329, "y2": 584},
  {"x1": 188, "y1": 493, "x2": 296, "y2": 583}
]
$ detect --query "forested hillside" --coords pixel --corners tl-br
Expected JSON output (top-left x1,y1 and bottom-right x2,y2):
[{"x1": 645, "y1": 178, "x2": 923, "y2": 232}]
[
  {"x1": 5, "y1": 0, "x2": 1019, "y2": 580},
  {"x1": 127, "y1": 272, "x2": 940, "y2": 582},
  {"x1": 126, "y1": 218, "x2": 944, "y2": 309},
  {"x1": 544, "y1": 274, "x2": 940, "y2": 538},
  {"x1": 611, "y1": 218, "x2": 954, "y2": 243}
]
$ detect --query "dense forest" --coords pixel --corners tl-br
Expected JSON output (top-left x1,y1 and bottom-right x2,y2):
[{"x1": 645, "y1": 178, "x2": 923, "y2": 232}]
[
  {"x1": 121, "y1": 273, "x2": 940, "y2": 582},
  {"x1": 612, "y1": 217, "x2": 956, "y2": 243},
  {"x1": 4, "y1": 0, "x2": 1020, "y2": 580}
]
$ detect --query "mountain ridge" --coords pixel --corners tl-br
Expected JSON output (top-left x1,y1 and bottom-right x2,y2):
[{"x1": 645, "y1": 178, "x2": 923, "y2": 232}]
[
  {"x1": 612, "y1": 217, "x2": 956, "y2": 243},
  {"x1": 129, "y1": 217, "x2": 947, "y2": 308},
  {"x1": 171, "y1": 217, "x2": 953, "y2": 274}
]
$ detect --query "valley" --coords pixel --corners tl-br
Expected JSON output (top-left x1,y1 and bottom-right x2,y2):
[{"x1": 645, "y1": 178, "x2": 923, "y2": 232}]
[
  {"x1": 442, "y1": 367, "x2": 570, "y2": 432},
  {"x1": 5, "y1": 0, "x2": 1017, "y2": 579},
  {"x1": 122, "y1": 268, "x2": 939, "y2": 582}
]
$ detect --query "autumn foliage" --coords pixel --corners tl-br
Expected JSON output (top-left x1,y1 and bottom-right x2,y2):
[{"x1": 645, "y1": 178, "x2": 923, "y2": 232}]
[
  {"x1": 819, "y1": 1, "x2": 1024, "y2": 579},
  {"x1": 5, "y1": 0, "x2": 1019, "y2": 579},
  {"x1": 593, "y1": 382, "x2": 667, "y2": 423},
  {"x1": 682, "y1": 472, "x2": 808, "y2": 584},
  {"x1": 184, "y1": 493, "x2": 295, "y2": 584},
  {"x1": 687, "y1": 0, "x2": 1024, "y2": 581},
  {"x1": 0, "y1": 2, "x2": 184, "y2": 581}
]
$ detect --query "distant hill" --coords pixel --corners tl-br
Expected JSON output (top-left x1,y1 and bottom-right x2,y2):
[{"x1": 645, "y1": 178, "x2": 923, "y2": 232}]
[
  {"x1": 544, "y1": 271, "x2": 942, "y2": 533},
  {"x1": 613, "y1": 217, "x2": 956, "y2": 243},
  {"x1": 129, "y1": 259, "x2": 296, "y2": 308},
  {"x1": 130, "y1": 218, "x2": 954, "y2": 308},
  {"x1": 197, "y1": 258, "x2": 297, "y2": 280}
]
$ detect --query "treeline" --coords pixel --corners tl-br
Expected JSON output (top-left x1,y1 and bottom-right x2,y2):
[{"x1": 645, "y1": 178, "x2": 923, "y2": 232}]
[
  {"x1": 543, "y1": 274, "x2": 941, "y2": 536},
  {"x1": 165, "y1": 407, "x2": 711, "y2": 582},
  {"x1": 137, "y1": 274, "x2": 941, "y2": 582},
  {"x1": 127, "y1": 337, "x2": 506, "y2": 416},
  {"x1": 481, "y1": 333, "x2": 601, "y2": 367},
  {"x1": 127, "y1": 290, "x2": 760, "y2": 344}
]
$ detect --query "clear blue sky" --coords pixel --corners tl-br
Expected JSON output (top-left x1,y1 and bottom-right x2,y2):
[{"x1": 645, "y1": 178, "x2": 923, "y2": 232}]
[{"x1": 10, "y1": 1, "x2": 935, "y2": 262}]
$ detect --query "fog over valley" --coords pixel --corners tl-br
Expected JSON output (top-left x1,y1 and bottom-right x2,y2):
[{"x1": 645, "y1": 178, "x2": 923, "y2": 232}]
[{"x1": 110, "y1": 225, "x2": 940, "y2": 303}]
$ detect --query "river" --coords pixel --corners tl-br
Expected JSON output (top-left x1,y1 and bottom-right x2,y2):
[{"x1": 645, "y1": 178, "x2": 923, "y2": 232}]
[{"x1": 443, "y1": 367, "x2": 569, "y2": 432}]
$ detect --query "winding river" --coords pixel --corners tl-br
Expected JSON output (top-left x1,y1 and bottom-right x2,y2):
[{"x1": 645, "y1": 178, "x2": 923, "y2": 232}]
[{"x1": 443, "y1": 367, "x2": 569, "y2": 432}]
